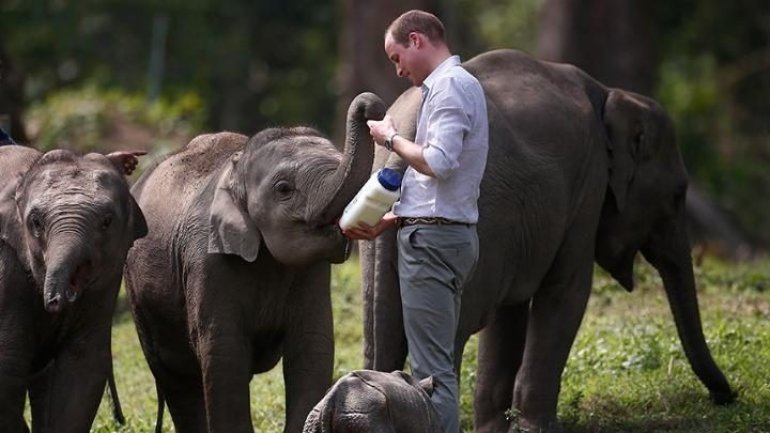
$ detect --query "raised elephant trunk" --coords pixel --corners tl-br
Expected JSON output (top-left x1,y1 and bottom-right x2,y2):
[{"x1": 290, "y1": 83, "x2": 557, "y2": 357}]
[
  {"x1": 43, "y1": 234, "x2": 93, "y2": 313},
  {"x1": 311, "y1": 92, "x2": 386, "y2": 225},
  {"x1": 641, "y1": 211, "x2": 735, "y2": 405}
]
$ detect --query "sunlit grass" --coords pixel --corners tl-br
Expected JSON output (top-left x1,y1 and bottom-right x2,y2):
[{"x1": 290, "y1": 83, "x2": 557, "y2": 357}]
[{"x1": 82, "y1": 255, "x2": 770, "y2": 432}]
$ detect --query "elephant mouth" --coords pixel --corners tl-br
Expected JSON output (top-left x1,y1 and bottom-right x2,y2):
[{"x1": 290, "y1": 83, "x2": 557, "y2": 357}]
[
  {"x1": 317, "y1": 223, "x2": 351, "y2": 263},
  {"x1": 315, "y1": 220, "x2": 345, "y2": 238},
  {"x1": 66, "y1": 260, "x2": 93, "y2": 303}
]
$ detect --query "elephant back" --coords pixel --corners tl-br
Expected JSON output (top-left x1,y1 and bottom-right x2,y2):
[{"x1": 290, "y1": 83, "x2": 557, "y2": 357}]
[
  {"x1": 131, "y1": 132, "x2": 248, "y2": 222},
  {"x1": 464, "y1": 49, "x2": 605, "y2": 156}
]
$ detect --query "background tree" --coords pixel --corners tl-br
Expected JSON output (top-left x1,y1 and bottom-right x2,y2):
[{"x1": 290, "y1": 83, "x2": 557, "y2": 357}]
[
  {"x1": 536, "y1": 0, "x2": 756, "y2": 258},
  {"x1": 537, "y1": 0, "x2": 654, "y2": 95},
  {"x1": 0, "y1": 32, "x2": 29, "y2": 143},
  {"x1": 0, "y1": 0, "x2": 767, "y2": 254}
]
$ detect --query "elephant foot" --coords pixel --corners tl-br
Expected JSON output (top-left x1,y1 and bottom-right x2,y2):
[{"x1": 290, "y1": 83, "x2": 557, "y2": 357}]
[
  {"x1": 506, "y1": 412, "x2": 562, "y2": 433},
  {"x1": 710, "y1": 388, "x2": 737, "y2": 406}
]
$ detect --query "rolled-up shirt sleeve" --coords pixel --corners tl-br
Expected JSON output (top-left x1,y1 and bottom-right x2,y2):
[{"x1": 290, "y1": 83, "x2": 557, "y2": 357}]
[{"x1": 422, "y1": 78, "x2": 471, "y2": 179}]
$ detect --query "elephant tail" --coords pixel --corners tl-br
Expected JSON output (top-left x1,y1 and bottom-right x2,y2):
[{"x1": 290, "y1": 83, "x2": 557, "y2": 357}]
[
  {"x1": 155, "y1": 383, "x2": 165, "y2": 433},
  {"x1": 107, "y1": 364, "x2": 125, "y2": 425}
]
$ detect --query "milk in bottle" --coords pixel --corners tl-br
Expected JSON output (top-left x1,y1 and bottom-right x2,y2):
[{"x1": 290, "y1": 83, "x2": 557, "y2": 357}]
[{"x1": 338, "y1": 168, "x2": 401, "y2": 230}]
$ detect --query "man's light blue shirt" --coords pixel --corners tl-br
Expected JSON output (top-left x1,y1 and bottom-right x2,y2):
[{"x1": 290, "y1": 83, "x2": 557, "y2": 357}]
[{"x1": 393, "y1": 55, "x2": 489, "y2": 224}]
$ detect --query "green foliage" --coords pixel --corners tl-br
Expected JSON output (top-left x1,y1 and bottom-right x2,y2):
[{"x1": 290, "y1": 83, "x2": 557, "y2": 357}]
[
  {"x1": 1, "y1": 0, "x2": 338, "y2": 135},
  {"x1": 455, "y1": 0, "x2": 539, "y2": 55},
  {"x1": 559, "y1": 257, "x2": 770, "y2": 432},
  {"x1": 651, "y1": 0, "x2": 770, "y2": 245},
  {"x1": 74, "y1": 256, "x2": 770, "y2": 432},
  {"x1": 25, "y1": 86, "x2": 204, "y2": 153}
]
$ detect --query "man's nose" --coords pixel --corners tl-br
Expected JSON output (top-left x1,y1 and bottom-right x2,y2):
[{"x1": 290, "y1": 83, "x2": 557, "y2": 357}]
[{"x1": 397, "y1": 66, "x2": 406, "y2": 77}]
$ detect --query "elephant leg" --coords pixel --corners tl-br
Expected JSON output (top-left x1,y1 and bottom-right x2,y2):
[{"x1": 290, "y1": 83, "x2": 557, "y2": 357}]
[
  {"x1": 27, "y1": 362, "x2": 50, "y2": 432},
  {"x1": 474, "y1": 302, "x2": 529, "y2": 433},
  {"x1": 283, "y1": 264, "x2": 335, "y2": 433},
  {"x1": 153, "y1": 365, "x2": 207, "y2": 433},
  {"x1": 28, "y1": 344, "x2": 109, "y2": 433},
  {"x1": 128, "y1": 299, "x2": 206, "y2": 433},
  {"x1": 0, "y1": 261, "x2": 33, "y2": 433},
  {"x1": 513, "y1": 257, "x2": 594, "y2": 432},
  {"x1": 0, "y1": 369, "x2": 29, "y2": 433},
  {"x1": 199, "y1": 333, "x2": 253, "y2": 433},
  {"x1": 362, "y1": 227, "x2": 408, "y2": 371}
]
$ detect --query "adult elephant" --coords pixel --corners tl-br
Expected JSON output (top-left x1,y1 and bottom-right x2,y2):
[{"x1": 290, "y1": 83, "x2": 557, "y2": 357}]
[
  {"x1": 0, "y1": 146, "x2": 147, "y2": 432},
  {"x1": 359, "y1": 49, "x2": 734, "y2": 432},
  {"x1": 124, "y1": 93, "x2": 385, "y2": 433}
]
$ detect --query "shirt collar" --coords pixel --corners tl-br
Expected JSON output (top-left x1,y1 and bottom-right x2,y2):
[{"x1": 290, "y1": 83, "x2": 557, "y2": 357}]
[{"x1": 422, "y1": 55, "x2": 461, "y2": 93}]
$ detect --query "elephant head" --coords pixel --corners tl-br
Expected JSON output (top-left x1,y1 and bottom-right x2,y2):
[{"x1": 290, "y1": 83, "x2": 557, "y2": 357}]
[
  {"x1": 596, "y1": 89, "x2": 735, "y2": 404},
  {"x1": 208, "y1": 92, "x2": 386, "y2": 266},
  {"x1": 303, "y1": 370, "x2": 441, "y2": 433},
  {"x1": 1, "y1": 148, "x2": 147, "y2": 313}
]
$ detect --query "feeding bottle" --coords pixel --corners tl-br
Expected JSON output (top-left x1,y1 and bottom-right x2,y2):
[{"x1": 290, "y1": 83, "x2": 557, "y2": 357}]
[{"x1": 339, "y1": 168, "x2": 402, "y2": 230}]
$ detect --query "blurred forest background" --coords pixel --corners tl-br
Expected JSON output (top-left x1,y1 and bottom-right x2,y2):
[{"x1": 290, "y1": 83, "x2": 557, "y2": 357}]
[{"x1": 1, "y1": 0, "x2": 768, "y2": 258}]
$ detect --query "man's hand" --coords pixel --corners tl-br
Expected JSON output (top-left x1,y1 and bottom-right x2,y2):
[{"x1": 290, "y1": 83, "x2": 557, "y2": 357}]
[
  {"x1": 367, "y1": 114, "x2": 398, "y2": 147},
  {"x1": 105, "y1": 150, "x2": 147, "y2": 175},
  {"x1": 342, "y1": 212, "x2": 399, "y2": 240}
]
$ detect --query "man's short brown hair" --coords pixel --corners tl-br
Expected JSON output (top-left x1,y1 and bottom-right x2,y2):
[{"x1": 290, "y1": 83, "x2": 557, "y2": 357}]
[{"x1": 387, "y1": 10, "x2": 446, "y2": 46}]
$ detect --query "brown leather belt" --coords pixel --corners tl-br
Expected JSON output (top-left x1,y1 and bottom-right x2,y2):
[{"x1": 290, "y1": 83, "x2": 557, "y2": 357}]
[{"x1": 397, "y1": 217, "x2": 472, "y2": 227}]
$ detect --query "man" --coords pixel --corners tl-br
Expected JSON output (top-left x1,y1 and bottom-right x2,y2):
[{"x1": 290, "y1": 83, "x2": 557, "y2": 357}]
[{"x1": 343, "y1": 9, "x2": 488, "y2": 433}]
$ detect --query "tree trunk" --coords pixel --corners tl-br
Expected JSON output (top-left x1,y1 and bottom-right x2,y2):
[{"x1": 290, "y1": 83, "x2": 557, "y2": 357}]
[
  {"x1": 537, "y1": 0, "x2": 654, "y2": 95},
  {"x1": 333, "y1": 0, "x2": 435, "y2": 145},
  {"x1": 0, "y1": 32, "x2": 29, "y2": 144},
  {"x1": 537, "y1": 0, "x2": 754, "y2": 259}
]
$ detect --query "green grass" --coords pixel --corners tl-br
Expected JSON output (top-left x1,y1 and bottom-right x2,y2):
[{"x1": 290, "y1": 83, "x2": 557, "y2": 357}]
[{"x1": 80, "y1": 255, "x2": 770, "y2": 432}]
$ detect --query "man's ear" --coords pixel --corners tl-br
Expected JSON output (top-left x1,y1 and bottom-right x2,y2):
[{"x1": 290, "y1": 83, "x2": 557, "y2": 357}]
[{"x1": 409, "y1": 31, "x2": 420, "y2": 47}]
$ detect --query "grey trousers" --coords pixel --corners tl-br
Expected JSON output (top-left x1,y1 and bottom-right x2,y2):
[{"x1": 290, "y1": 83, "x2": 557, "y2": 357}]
[{"x1": 397, "y1": 224, "x2": 479, "y2": 433}]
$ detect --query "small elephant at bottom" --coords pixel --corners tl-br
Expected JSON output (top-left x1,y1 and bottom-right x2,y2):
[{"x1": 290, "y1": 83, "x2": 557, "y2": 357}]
[{"x1": 304, "y1": 370, "x2": 441, "y2": 433}]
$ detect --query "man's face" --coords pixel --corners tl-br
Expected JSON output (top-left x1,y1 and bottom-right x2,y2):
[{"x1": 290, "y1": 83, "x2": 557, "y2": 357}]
[{"x1": 385, "y1": 32, "x2": 427, "y2": 87}]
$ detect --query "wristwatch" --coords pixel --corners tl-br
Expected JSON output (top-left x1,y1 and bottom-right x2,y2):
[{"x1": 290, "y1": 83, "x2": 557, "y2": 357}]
[{"x1": 384, "y1": 132, "x2": 399, "y2": 152}]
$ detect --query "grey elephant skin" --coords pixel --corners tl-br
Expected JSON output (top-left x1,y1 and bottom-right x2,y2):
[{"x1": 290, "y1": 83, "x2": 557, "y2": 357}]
[
  {"x1": 303, "y1": 370, "x2": 440, "y2": 433},
  {"x1": 360, "y1": 49, "x2": 734, "y2": 432},
  {"x1": 0, "y1": 146, "x2": 147, "y2": 433},
  {"x1": 124, "y1": 93, "x2": 385, "y2": 433}
]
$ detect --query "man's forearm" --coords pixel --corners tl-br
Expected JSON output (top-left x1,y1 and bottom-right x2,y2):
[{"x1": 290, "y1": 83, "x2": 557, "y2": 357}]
[{"x1": 391, "y1": 135, "x2": 435, "y2": 177}]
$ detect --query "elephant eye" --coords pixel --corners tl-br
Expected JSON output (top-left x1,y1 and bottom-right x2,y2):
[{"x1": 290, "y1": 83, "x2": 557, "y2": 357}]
[
  {"x1": 28, "y1": 212, "x2": 43, "y2": 236},
  {"x1": 101, "y1": 214, "x2": 113, "y2": 230},
  {"x1": 274, "y1": 180, "x2": 294, "y2": 200}
]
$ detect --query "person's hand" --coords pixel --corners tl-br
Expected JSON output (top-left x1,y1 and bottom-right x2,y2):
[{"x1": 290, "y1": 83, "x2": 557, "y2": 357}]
[
  {"x1": 367, "y1": 114, "x2": 397, "y2": 147},
  {"x1": 105, "y1": 150, "x2": 147, "y2": 175},
  {"x1": 342, "y1": 212, "x2": 399, "y2": 240}
]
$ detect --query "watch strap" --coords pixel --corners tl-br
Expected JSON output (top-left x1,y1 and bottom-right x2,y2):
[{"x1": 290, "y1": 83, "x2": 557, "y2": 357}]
[{"x1": 385, "y1": 132, "x2": 399, "y2": 151}]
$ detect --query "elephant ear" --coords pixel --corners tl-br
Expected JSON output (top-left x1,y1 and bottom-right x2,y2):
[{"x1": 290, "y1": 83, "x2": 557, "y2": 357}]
[
  {"x1": 392, "y1": 370, "x2": 436, "y2": 397},
  {"x1": 208, "y1": 153, "x2": 261, "y2": 262},
  {"x1": 417, "y1": 375, "x2": 436, "y2": 397},
  {"x1": 603, "y1": 89, "x2": 648, "y2": 211},
  {"x1": 128, "y1": 194, "x2": 148, "y2": 242},
  {"x1": 0, "y1": 147, "x2": 42, "y2": 265},
  {"x1": 0, "y1": 173, "x2": 25, "y2": 255},
  {"x1": 83, "y1": 152, "x2": 148, "y2": 243}
]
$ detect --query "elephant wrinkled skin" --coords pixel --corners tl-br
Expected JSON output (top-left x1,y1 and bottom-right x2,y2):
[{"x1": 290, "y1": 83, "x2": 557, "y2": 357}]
[
  {"x1": 303, "y1": 370, "x2": 440, "y2": 433},
  {"x1": 360, "y1": 49, "x2": 734, "y2": 432},
  {"x1": 0, "y1": 146, "x2": 147, "y2": 433},
  {"x1": 125, "y1": 93, "x2": 386, "y2": 433}
]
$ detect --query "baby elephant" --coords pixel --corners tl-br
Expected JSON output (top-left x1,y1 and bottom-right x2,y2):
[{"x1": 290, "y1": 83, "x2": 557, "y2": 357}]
[
  {"x1": 0, "y1": 146, "x2": 146, "y2": 432},
  {"x1": 303, "y1": 370, "x2": 441, "y2": 433}
]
